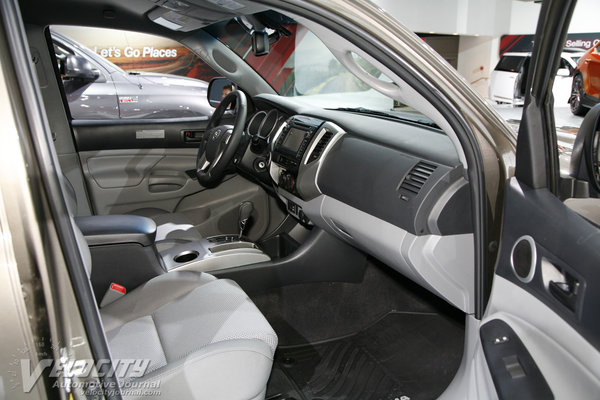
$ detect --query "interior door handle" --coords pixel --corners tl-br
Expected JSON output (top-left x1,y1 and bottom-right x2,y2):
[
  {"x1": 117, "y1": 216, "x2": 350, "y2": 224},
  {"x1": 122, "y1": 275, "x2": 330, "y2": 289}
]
[{"x1": 548, "y1": 278, "x2": 579, "y2": 311}]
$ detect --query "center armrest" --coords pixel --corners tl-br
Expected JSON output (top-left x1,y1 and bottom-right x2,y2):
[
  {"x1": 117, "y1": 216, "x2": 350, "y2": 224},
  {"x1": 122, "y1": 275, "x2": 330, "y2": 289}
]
[{"x1": 75, "y1": 215, "x2": 157, "y2": 247}]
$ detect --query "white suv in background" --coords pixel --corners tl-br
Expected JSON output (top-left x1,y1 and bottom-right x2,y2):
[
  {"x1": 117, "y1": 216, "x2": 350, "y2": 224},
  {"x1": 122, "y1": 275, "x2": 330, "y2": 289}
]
[{"x1": 490, "y1": 51, "x2": 583, "y2": 106}]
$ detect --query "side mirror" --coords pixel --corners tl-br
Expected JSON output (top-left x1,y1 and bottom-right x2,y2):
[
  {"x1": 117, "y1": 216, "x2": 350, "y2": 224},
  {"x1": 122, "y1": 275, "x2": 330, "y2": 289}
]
[
  {"x1": 570, "y1": 104, "x2": 600, "y2": 194},
  {"x1": 60, "y1": 55, "x2": 99, "y2": 99},
  {"x1": 207, "y1": 77, "x2": 235, "y2": 108},
  {"x1": 62, "y1": 54, "x2": 100, "y2": 82},
  {"x1": 557, "y1": 68, "x2": 571, "y2": 77}
]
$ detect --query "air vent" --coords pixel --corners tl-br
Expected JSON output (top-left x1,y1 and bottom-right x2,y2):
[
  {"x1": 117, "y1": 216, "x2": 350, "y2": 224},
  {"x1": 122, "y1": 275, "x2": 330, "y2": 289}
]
[
  {"x1": 398, "y1": 161, "x2": 437, "y2": 199},
  {"x1": 308, "y1": 130, "x2": 334, "y2": 162}
]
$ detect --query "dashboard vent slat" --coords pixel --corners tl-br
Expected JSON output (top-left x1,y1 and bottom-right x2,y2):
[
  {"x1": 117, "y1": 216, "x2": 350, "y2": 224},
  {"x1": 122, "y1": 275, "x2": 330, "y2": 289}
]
[
  {"x1": 398, "y1": 161, "x2": 437, "y2": 199},
  {"x1": 308, "y1": 130, "x2": 334, "y2": 163}
]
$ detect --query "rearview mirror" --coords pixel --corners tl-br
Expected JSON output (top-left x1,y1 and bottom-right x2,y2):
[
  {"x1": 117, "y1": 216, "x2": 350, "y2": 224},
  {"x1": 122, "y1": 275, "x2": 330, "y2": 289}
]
[
  {"x1": 252, "y1": 31, "x2": 270, "y2": 56},
  {"x1": 557, "y1": 68, "x2": 571, "y2": 77},
  {"x1": 207, "y1": 78, "x2": 235, "y2": 108}
]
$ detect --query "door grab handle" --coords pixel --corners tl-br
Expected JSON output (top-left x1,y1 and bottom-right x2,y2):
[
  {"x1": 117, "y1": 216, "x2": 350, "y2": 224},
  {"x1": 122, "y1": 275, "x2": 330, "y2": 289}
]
[
  {"x1": 148, "y1": 172, "x2": 187, "y2": 193},
  {"x1": 548, "y1": 279, "x2": 579, "y2": 312}
]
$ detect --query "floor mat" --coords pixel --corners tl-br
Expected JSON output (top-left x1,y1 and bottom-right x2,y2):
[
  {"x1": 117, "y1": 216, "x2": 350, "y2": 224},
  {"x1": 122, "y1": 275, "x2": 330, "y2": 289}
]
[{"x1": 266, "y1": 312, "x2": 464, "y2": 400}]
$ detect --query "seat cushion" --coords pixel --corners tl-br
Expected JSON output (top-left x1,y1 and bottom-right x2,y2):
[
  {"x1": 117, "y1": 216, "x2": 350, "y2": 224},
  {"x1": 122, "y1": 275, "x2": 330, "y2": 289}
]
[{"x1": 100, "y1": 271, "x2": 277, "y2": 400}]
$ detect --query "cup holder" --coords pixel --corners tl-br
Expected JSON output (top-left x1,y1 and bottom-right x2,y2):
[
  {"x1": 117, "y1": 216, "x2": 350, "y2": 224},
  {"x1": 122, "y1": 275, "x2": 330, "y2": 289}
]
[{"x1": 173, "y1": 250, "x2": 199, "y2": 264}]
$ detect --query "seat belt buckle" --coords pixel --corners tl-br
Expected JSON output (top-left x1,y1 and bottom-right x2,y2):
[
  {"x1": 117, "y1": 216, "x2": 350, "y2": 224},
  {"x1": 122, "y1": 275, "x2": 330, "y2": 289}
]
[{"x1": 100, "y1": 283, "x2": 126, "y2": 308}]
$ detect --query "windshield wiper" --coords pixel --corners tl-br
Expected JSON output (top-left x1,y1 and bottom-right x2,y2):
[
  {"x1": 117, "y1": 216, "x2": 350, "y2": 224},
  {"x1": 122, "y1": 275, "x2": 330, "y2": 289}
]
[{"x1": 333, "y1": 107, "x2": 439, "y2": 129}]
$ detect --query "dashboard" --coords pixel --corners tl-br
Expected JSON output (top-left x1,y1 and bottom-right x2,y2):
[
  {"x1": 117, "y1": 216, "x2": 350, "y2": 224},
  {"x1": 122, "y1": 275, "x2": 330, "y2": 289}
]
[{"x1": 239, "y1": 94, "x2": 476, "y2": 314}]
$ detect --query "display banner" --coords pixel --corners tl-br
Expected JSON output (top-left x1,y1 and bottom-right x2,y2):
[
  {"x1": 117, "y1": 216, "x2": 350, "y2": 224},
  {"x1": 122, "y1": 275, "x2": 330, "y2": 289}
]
[{"x1": 500, "y1": 33, "x2": 600, "y2": 55}]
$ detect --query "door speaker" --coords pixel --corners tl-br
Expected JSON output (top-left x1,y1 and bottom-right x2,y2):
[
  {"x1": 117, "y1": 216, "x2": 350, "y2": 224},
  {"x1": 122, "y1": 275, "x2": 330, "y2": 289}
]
[{"x1": 510, "y1": 235, "x2": 537, "y2": 283}]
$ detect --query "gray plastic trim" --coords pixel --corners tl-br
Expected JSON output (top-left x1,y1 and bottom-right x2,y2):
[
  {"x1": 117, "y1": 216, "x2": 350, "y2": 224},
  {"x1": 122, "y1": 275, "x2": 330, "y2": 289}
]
[
  {"x1": 438, "y1": 315, "x2": 498, "y2": 400},
  {"x1": 510, "y1": 235, "x2": 537, "y2": 284},
  {"x1": 269, "y1": 117, "x2": 346, "y2": 201},
  {"x1": 160, "y1": 238, "x2": 270, "y2": 273},
  {"x1": 298, "y1": 121, "x2": 345, "y2": 199},
  {"x1": 75, "y1": 215, "x2": 157, "y2": 247},
  {"x1": 427, "y1": 178, "x2": 468, "y2": 235},
  {"x1": 275, "y1": 188, "x2": 475, "y2": 313},
  {"x1": 181, "y1": 29, "x2": 275, "y2": 97},
  {"x1": 480, "y1": 276, "x2": 600, "y2": 399}
]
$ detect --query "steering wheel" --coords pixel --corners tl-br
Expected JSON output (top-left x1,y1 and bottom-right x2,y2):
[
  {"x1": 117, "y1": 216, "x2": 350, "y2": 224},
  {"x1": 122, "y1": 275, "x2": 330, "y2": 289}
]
[{"x1": 196, "y1": 90, "x2": 247, "y2": 186}]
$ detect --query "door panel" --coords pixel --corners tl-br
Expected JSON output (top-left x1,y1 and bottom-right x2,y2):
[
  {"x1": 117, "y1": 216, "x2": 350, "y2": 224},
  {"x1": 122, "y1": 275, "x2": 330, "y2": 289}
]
[
  {"x1": 495, "y1": 178, "x2": 600, "y2": 346},
  {"x1": 74, "y1": 119, "x2": 276, "y2": 241},
  {"x1": 87, "y1": 153, "x2": 164, "y2": 188},
  {"x1": 72, "y1": 117, "x2": 209, "y2": 151},
  {"x1": 479, "y1": 178, "x2": 600, "y2": 398},
  {"x1": 483, "y1": 276, "x2": 600, "y2": 399},
  {"x1": 79, "y1": 148, "x2": 201, "y2": 215},
  {"x1": 176, "y1": 174, "x2": 272, "y2": 241},
  {"x1": 74, "y1": 118, "x2": 207, "y2": 216}
]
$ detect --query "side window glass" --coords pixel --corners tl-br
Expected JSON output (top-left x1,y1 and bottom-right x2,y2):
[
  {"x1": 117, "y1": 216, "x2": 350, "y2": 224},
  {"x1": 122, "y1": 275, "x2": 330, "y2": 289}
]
[
  {"x1": 50, "y1": 26, "x2": 219, "y2": 120},
  {"x1": 561, "y1": 5, "x2": 600, "y2": 194}
]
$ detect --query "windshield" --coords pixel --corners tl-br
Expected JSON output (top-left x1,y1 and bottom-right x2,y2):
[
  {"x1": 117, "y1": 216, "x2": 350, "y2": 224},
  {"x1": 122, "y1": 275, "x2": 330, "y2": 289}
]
[{"x1": 205, "y1": 12, "x2": 436, "y2": 126}]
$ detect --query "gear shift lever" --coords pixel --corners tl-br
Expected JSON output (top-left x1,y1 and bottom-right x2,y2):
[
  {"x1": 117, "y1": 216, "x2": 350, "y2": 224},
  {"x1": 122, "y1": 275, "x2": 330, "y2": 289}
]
[{"x1": 238, "y1": 201, "x2": 254, "y2": 240}]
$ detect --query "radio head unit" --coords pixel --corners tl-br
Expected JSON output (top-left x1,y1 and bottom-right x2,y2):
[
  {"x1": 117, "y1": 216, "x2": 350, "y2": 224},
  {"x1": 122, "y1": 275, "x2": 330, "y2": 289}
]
[
  {"x1": 272, "y1": 116, "x2": 324, "y2": 193},
  {"x1": 280, "y1": 126, "x2": 307, "y2": 154},
  {"x1": 273, "y1": 116, "x2": 324, "y2": 168}
]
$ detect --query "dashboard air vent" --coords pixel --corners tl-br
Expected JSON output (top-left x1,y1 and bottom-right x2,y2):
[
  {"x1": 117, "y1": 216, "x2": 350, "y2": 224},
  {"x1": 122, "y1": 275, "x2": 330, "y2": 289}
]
[
  {"x1": 308, "y1": 130, "x2": 334, "y2": 163},
  {"x1": 398, "y1": 161, "x2": 437, "y2": 199}
]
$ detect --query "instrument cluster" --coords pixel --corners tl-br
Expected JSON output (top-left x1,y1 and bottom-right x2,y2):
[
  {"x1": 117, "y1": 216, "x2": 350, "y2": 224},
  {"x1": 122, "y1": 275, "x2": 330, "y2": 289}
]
[{"x1": 246, "y1": 109, "x2": 282, "y2": 142}]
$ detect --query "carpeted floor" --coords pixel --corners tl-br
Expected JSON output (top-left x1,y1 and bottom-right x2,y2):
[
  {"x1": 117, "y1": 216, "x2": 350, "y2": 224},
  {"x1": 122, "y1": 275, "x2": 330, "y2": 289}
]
[{"x1": 266, "y1": 311, "x2": 464, "y2": 400}]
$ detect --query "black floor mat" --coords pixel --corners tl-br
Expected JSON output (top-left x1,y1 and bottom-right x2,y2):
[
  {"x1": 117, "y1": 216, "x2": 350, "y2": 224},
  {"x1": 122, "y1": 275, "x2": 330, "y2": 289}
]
[{"x1": 266, "y1": 312, "x2": 464, "y2": 400}]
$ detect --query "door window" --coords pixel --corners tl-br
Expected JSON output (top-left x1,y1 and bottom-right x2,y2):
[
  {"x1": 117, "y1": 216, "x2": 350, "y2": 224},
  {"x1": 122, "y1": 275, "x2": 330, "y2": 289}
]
[
  {"x1": 557, "y1": 4, "x2": 600, "y2": 178},
  {"x1": 50, "y1": 26, "x2": 219, "y2": 120}
]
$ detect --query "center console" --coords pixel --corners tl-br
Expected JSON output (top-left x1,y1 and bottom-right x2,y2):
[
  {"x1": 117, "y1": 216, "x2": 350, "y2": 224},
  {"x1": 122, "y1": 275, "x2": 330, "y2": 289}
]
[
  {"x1": 271, "y1": 116, "x2": 343, "y2": 225},
  {"x1": 76, "y1": 214, "x2": 270, "y2": 302},
  {"x1": 272, "y1": 116, "x2": 324, "y2": 195},
  {"x1": 160, "y1": 234, "x2": 270, "y2": 272}
]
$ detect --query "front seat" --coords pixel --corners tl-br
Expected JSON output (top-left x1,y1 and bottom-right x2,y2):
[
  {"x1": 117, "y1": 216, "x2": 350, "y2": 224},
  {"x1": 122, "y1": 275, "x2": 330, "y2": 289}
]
[
  {"x1": 73, "y1": 226, "x2": 278, "y2": 399},
  {"x1": 62, "y1": 174, "x2": 203, "y2": 250}
]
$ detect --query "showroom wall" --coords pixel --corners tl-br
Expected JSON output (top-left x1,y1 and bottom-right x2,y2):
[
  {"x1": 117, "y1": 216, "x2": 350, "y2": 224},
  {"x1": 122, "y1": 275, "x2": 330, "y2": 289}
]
[{"x1": 373, "y1": 0, "x2": 599, "y2": 99}]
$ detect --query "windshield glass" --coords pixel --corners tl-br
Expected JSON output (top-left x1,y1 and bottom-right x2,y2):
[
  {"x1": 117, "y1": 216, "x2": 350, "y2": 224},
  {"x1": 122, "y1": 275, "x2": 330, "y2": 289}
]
[{"x1": 205, "y1": 12, "x2": 436, "y2": 126}]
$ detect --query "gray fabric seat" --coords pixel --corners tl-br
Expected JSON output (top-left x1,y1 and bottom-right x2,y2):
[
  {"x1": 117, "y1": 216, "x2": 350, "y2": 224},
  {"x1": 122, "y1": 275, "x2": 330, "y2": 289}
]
[
  {"x1": 73, "y1": 225, "x2": 277, "y2": 400},
  {"x1": 62, "y1": 174, "x2": 203, "y2": 249},
  {"x1": 101, "y1": 271, "x2": 278, "y2": 399}
]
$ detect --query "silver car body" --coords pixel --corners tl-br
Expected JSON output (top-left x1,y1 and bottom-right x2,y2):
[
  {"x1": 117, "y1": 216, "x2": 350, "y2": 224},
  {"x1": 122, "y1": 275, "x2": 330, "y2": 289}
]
[{"x1": 52, "y1": 30, "x2": 212, "y2": 120}]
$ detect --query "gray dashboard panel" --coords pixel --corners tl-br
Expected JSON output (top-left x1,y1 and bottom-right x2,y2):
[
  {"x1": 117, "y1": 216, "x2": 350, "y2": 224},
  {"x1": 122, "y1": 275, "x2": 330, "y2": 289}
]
[
  {"x1": 317, "y1": 135, "x2": 465, "y2": 235},
  {"x1": 261, "y1": 99, "x2": 474, "y2": 312},
  {"x1": 255, "y1": 94, "x2": 460, "y2": 167}
]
